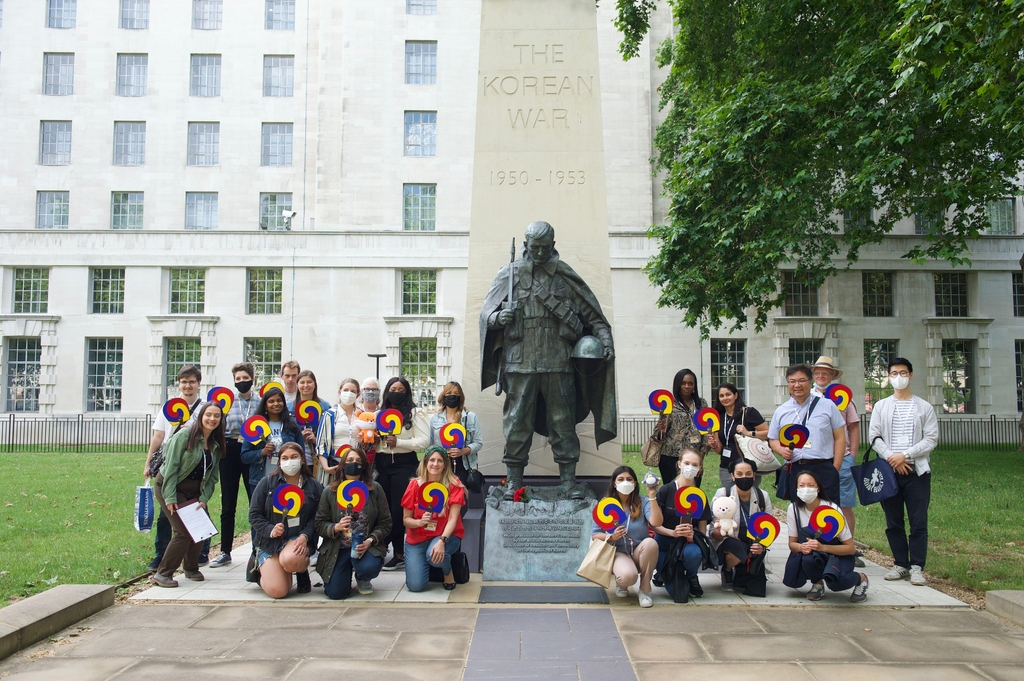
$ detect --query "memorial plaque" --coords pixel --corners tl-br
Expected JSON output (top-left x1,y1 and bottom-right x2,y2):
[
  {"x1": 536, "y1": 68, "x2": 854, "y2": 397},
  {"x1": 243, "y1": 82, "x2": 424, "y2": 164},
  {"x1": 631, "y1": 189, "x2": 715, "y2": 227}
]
[{"x1": 483, "y1": 498, "x2": 594, "y2": 581}]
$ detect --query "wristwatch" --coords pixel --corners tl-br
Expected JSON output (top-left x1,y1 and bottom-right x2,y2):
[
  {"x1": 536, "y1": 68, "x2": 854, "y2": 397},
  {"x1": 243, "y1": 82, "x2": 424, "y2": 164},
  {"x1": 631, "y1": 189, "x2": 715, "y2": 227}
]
[
  {"x1": 440, "y1": 536, "x2": 448, "y2": 544},
  {"x1": 368, "y1": 535, "x2": 377, "y2": 546}
]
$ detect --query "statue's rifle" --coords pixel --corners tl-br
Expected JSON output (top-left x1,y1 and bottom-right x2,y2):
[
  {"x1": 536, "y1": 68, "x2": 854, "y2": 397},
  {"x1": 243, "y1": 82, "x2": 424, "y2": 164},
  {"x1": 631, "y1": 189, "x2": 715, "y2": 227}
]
[{"x1": 496, "y1": 238, "x2": 515, "y2": 395}]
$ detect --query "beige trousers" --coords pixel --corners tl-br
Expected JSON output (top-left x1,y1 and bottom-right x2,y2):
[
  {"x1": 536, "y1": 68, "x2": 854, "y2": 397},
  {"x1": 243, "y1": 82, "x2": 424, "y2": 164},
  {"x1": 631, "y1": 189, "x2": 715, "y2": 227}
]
[{"x1": 612, "y1": 537, "x2": 659, "y2": 593}]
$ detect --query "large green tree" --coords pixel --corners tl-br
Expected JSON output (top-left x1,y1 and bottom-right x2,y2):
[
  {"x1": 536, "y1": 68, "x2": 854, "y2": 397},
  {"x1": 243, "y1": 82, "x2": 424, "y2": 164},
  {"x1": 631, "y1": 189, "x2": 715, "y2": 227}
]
[{"x1": 608, "y1": 0, "x2": 1024, "y2": 336}]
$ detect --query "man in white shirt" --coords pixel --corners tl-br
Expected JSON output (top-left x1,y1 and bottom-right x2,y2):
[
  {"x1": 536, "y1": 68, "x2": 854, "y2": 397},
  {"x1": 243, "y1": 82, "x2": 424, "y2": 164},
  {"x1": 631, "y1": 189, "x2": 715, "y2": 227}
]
[
  {"x1": 279, "y1": 360, "x2": 301, "y2": 410},
  {"x1": 769, "y1": 364, "x2": 847, "y2": 502},
  {"x1": 867, "y1": 357, "x2": 938, "y2": 586}
]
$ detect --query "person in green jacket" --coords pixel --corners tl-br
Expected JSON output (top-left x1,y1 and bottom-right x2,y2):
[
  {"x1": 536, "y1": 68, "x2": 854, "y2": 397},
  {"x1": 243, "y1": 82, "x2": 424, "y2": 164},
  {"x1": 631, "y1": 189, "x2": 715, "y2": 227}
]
[
  {"x1": 151, "y1": 402, "x2": 226, "y2": 587},
  {"x1": 315, "y1": 447, "x2": 391, "y2": 599}
]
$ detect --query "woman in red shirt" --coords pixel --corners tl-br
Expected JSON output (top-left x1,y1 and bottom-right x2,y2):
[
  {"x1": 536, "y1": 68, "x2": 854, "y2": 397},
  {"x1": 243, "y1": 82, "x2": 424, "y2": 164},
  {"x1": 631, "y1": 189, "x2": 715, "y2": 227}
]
[{"x1": 402, "y1": 446, "x2": 465, "y2": 592}]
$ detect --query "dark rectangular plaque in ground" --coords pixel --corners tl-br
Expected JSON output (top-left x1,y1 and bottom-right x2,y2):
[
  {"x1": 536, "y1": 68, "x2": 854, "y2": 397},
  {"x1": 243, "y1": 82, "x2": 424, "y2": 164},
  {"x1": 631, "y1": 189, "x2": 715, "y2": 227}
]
[{"x1": 479, "y1": 585, "x2": 610, "y2": 604}]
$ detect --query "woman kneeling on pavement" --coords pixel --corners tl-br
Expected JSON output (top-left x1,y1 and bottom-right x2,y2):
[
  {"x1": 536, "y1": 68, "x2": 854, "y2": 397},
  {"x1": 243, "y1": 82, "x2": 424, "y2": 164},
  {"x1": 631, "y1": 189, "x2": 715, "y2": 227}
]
[
  {"x1": 249, "y1": 442, "x2": 323, "y2": 598},
  {"x1": 315, "y1": 447, "x2": 391, "y2": 599},
  {"x1": 653, "y1": 449, "x2": 711, "y2": 600},
  {"x1": 711, "y1": 459, "x2": 771, "y2": 595},
  {"x1": 783, "y1": 471, "x2": 869, "y2": 603},
  {"x1": 591, "y1": 466, "x2": 663, "y2": 608},
  {"x1": 402, "y1": 446, "x2": 466, "y2": 592}
]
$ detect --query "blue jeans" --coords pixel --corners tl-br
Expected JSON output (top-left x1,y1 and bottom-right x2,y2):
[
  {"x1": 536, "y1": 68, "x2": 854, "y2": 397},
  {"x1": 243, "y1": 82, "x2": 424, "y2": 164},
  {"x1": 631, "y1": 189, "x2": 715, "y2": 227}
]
[
  {"x1": 839, "y1": 453, "x2": 859, "y2": 508},
  {"x1": 654, "y1": 534, "x2": 702, "y2": 598},
  {"x1": 404, "y1": 536, "x2": 461, "y2": 593},
  {"x1": 324, "y1": 548, "x2": 383, "y2": 600}
]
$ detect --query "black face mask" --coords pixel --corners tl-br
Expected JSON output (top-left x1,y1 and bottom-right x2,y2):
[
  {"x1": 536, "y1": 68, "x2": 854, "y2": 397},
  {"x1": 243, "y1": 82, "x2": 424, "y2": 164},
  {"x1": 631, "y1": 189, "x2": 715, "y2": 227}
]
[
  {"x1": 343, "y1": 462, "x2": 364, "y2": 477},
  {"x1": 734, "y1": 477, "x2": 755, "y2": 491},
  {"x1": 443, "y1": 394, "x2": 461, "y2": 408},
  {"x1": 387, "y1": 390, "x2": 409, "y2": 406},
  {"x1": 234, "y1": 380, "x2": 253, "y2": 394}
]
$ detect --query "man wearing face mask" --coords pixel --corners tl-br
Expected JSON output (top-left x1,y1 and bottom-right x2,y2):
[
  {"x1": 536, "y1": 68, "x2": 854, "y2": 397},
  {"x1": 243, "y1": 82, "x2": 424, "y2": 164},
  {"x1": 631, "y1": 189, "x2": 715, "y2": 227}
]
[
  {"x1": 209, "y1": 363, "x2": 261, "y2": 568},
  {"x1": 868, "y1": 358, "x2": 937, "y2": 587}
]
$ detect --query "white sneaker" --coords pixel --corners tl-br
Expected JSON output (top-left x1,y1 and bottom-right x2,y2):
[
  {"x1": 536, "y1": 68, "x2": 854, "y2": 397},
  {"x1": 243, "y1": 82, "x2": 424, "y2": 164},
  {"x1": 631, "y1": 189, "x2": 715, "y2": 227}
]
[
  {"x1": 615, "y1": 586, "x2": 629, "y2": 598},
  {"x1": 910, "y1": 565, "x2": 926, "y2": 586},
  {"x1": 638, "y1": 591, "x2": 653, "y2": 608},
  {"x1": 884, "y1": 566, "x2": 909, "y2": 581},
  {"x1": 356, "y1": 580, "x2": 374, "y2": 595}
]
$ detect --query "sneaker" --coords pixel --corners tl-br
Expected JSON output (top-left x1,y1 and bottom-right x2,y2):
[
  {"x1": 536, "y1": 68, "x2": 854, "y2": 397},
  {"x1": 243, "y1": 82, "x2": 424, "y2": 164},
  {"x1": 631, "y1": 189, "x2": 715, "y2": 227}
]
[
  {"x1": 850, "y1": 576, "x2": 869, "y2": 603},
  {"x1": 806, "y1": 581, "x2": 825, "y2": 601},
  {"x1": 183, "y1": 570, "x2": 205, "y2": 582},
  {"x1": 209, "y1": 553, "x2": 232, "y2": 568},
  {"x1": 150, "y1": 573, "x2": 178, "y2": 588},
  {"x1": 382, "y1": 556, "x2": 405, "y2": 571},
  {"x1": 721, "y1": 568, "x2": 734, "y2": 591},
  {"x1": 910, "y1": 565, "x2": 926, "y2": 586},
  {"x1": 884, "y1": 565, "x2": 910, "y2": 581},
  {"x1": 652, "y1": 571, "x2": 664, "y2": 588},
  {"x1": 615, "y1": 586, "x2": 630, "y2": 598},
  {"x1": 196, "y1": 555, "x2": 209, "y2": 568},
  {"x1": 688, "y1": 576, "x2": 704, "y2": 598},
  {"x1": 356, "y1": 580, "x2": 374, "y2": 595},
  {"x1": 855, "y1": 557, "x2": 866, "y2": 568},
  {"x1": 638, "y1": 591, "x2": 654, "y2": 608}
]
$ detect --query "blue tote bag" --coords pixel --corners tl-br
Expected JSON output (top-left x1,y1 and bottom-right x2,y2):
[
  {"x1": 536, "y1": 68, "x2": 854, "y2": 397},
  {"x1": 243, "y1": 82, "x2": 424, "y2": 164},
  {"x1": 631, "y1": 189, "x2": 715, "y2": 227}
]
[
  {"x1": 134, "y1": 482, "x2": 155, "y2": 533},
  {"x1": 850, "y1": 436, "x2": 898, "y2": 506}
]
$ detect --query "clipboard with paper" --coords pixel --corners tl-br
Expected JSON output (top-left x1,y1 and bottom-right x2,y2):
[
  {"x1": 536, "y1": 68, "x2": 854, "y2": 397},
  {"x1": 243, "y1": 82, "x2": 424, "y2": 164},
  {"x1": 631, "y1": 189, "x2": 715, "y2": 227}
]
[{"x1": 175, "y1": 501, "x2": 219, "y2": 543}]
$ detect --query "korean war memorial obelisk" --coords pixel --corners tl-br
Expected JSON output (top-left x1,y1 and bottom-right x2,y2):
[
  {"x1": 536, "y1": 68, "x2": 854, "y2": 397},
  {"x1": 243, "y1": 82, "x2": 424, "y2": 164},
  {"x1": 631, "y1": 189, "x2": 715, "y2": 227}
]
[{"x1": 462, "y1": 0, "x2": 620, "y2": 580}]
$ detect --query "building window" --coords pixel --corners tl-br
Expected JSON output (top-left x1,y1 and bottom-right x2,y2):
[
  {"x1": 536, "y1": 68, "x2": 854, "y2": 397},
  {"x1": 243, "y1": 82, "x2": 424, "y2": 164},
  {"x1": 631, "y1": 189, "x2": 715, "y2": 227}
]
[
  {"x1": 406, "y1": 41, "x2": 437, "y2": 84},
  {"x1": 261, "y1": 123, "x2": 293, "y2": 166},
  {"x1": 403, "y1": 184, "x2": 436, "y2": 231},
  {"x1": 1017, "y1": 340, "x2": 1024, "y2": 413},
  {"x1": 247, "y1": 268, "x2": 283, "y2": 314},
  {"x1": 407, "y1": 0, "x2": 437, "y2": 14},
  {"x1": 190, "y1": 55, "x2": 222, "y2": 97},
  {"x1": 404, "y1": 111, "x2": 436, "y2": 157},
  {"x1": 915, "y1": 199, "x2": 944, "y2": 235},
  {"x1": 42, "y1": 53, "x2": 75, "y2": 95},
  {"x1": 36, "y1": 191, "x2": 69, "y2": 229},
  {"x1": 47, "y1": 0, "x2": 76, "y2": 28},
  {"x1": 788, "y1": 339, "x2": 822, "y2": 368},
  {"x1": 187, "y1": 123, "x2": 219, "y2": 166},
  {"x1": 941, "y1": 340, "x2": 975, "y2": 414},
  {"x1": 987, "y1": 198, "x2": 1015, "y2": 235},
  {"x1": 402, "y1": 270, "x2": 437, "y2": 315},
  {"x1": 113, "y1": 122, "x2": 146, "y2": 166},
  {"x1": 862, "y1": 271, "x2": 894, "y2": 317},
  {"x1": 111, "y1": 192, "x2": 144, "y2": 230},
  {"x1": 120, "y1": 0, "x2": 149, "y2": 28},
  {"x1": 185, "y1": 193, "x2": 218, "y2": 230},
  {"x1": 169, "y1": 268, "x2": 205, "y2": 314},
  {"x1": 91, "y1": 268, "x2": 125, "y2": 313},
  {"x1": 1014, "y1": 273, "x2": 1024, "y2": 317},
  {"x1": 244, "y1": 337, "x2": 282, "y2": 387},
  {"x1": 263, "y1": 55, "x2": 294, "y2": 97},
  {"x1": 164, "y1": 337, "x2": 201, "y2": 393},
  {"x1": 265, "y1": 0, "x2": 295, "y2": 29},
  {"x1": 259, "y1": 193, "x2": 292, "y2": 230},
  {"x1": 86, "y1": 338, "x2": 123, "y2": 412},
  {"x1": 115, "y1": 54, "x2": 148, "y2": 96},
  {"x1": 39, "y1": 121, "x2": 72, "y2": 165},
  {"x1": 863, "y1": 340, "x2": 898, "y2": 412},
  {"x1": 842, "y1": 208, "x2": 871, "y2": 233},
  {"x1": 12, "y1": 268, "x2": 49, "y2": 314},
  {"x1": 934, "y1": 272, "x2": 968, "y2": 317},
  {"x1": 710, "y1": 340, "x2": 746, "y2": 396},
  {"x1": 5, "y1": 339, "x2": 42, "y2": 412},
  {"x1": 192, "y1": 0, "x2": 222, "y2": 29},
  {"x1": 400, "y1": 338, "x2": 437, "y2": 407},
  {"x1": 782, "y1": 272, "x2": 818, "y2": 316}
]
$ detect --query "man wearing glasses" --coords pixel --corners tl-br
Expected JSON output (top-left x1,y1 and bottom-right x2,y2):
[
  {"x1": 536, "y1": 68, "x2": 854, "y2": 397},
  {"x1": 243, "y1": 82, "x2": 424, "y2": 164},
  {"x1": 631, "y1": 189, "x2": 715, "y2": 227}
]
[
  {"x1": 768, "y1": 364, "x2": 847, "y2": 502},
  {"x1": 868, "y1": 358, "x2": 938, "y2": 586}
]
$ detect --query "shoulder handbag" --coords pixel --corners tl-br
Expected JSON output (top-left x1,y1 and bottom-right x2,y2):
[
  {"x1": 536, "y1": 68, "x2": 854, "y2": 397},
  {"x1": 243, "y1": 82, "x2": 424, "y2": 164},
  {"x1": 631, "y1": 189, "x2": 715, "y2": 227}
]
[
  {"x1": 576, "y1": 537, "x2": 616, "y2": 587},
  {"x1": 641, "y1": 421, "x2": 665, "y2": 467},
  {"x1": 774, "y1": 397, "x2": 820, "y2": 501},
  {"x1": 850, "y1": 435, "x2": 899, "y2": 505},
  {"x1": 737, "y1": 434, "x2": 781, "y2": 473}
]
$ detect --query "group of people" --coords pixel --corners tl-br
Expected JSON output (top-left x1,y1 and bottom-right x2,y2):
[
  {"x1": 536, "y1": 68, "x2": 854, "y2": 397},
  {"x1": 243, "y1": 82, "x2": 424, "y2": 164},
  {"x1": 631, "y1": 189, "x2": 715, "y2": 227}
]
[{"x1": 144, "y1": 361, "x2": 482, "y2": 599}]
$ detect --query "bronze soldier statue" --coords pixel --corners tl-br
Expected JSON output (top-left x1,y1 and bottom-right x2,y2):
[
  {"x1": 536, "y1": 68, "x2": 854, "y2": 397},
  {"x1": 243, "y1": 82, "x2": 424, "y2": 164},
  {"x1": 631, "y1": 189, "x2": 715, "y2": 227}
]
[{"x1": 479, "y1": 221, "x2": 617, "y2": 500}]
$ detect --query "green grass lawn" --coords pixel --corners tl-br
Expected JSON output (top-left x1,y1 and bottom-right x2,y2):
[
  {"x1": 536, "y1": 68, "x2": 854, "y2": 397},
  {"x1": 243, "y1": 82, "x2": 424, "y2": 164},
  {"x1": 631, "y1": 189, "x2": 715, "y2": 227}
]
[
  {"x1": 623, "y1": 448, "x2": 1024, "y2": 592},
  {"x1": 0, "y1": 452, "x2": 250, "y2": 606}
]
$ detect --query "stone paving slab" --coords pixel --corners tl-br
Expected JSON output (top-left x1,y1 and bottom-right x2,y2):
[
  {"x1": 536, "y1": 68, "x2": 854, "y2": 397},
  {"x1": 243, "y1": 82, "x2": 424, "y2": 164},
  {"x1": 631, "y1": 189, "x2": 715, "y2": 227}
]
[
  {"x1": 980, "y1": 665, "x2": 1024, "y2": 681},
  {"x1": 633, "y1": 662, "x2": 815, "y2": 681},
  {"x1": 802, "y1": 663, "x2": 991, "y2": 681},
  {"x1": 296, "y1": 658, "x2": 467, "y2": 681},
  {"x1": 851, "y1": 634, "x2": 1024, "y2": 664}
]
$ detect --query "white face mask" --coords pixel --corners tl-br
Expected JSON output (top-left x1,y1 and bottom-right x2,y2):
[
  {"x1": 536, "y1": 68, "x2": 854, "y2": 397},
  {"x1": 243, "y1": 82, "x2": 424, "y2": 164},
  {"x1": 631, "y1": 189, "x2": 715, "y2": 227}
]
[
  {"x1": 280, "y1": 459, "x2": 302, "y2": 476},
  {"x1": 796, "y1": 487, "x2": 818, "y2": 504},
  {"x1": 339, "y1": 390, "x2": 358, "y2": 406},
  {"x1": 615, "y1": 481, "x2": 635, "y2": 495},
  {"x1": 891, "y1": 375, "x2": 910, "y2": 390},
  {"x1": 681, "y1": 464, "x2": 700, "y2": 480},
  {"x1": 814, "y1": 382, "x2": 830, "y2": 391}
]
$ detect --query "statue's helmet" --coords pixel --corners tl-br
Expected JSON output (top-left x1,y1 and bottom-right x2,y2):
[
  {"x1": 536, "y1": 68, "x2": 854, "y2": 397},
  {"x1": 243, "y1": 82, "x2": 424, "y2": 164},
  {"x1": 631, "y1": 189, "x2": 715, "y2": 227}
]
[{"x1": 571, "y1": 335, "x2": 604, "y2": 360}]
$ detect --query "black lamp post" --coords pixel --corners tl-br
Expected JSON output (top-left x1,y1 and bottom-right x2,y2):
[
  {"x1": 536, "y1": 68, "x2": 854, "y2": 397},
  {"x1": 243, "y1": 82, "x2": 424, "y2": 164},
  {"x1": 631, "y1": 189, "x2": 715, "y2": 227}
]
[{"x1": 367, "y1": 353, "x2": 387, "y2": 380}]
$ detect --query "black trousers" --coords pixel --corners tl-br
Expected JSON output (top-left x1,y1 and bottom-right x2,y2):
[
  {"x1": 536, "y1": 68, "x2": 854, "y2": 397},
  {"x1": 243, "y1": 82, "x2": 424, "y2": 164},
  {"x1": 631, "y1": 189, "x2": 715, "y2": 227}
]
[
  {"x1": 375, "y1": 452, "x2": 418, "y2": 556},
  {"x1": 880, "y1": 471, "x2": 930, "y2": 569},
  {"x1": 788, "y1": 459, "x2": 840, "y2": 503},
  {"x1": 218, "y1": 439, "x2": 253, "y2": 556}
]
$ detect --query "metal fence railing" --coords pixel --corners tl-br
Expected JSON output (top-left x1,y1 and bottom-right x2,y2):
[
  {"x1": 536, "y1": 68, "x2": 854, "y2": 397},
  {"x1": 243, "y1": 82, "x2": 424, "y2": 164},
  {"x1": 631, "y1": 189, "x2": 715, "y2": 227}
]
[{"x1": 0, "y1": 414, "x2": 152, "y2": 452}]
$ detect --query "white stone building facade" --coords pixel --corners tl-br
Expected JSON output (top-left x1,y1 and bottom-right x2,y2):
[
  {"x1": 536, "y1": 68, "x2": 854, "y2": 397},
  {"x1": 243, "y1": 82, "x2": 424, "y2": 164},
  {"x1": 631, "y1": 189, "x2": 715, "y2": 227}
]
[{"x1": 0, "y1": 0, "x2": 1022, "y2": 421}]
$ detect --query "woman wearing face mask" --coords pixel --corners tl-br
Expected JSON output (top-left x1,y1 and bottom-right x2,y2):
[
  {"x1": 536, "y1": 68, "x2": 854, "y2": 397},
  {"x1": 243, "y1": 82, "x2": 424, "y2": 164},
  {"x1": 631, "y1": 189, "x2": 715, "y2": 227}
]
[
  {"x1": 150, "y1": 402, "x2": 226, "y2": 588},
  {"x1": 377, "y1": 376, "x2": 430, "y2": 571},
  {"x1": 653, "y1": 449, "x2": 711, "y2": 600},
  {"x1": 316, "y1": 378, "x2": 361, "y2": 487},
  {"x1": 710, "y1": 383, "x2": 768, "y2": 488},
  {"x1": 655, "y1": 369, "x2": 709, "y2": 487},
  {"x1": 428, "y1": 382, "x2": 482, "y2": 486},
  {"x1": 402, "y1": 447, "x2": 466, "y2": 592},
  {"x1": 710, "y1": 459, "x2": 772, "y2": 594},
  {"x1": 240, "y1": 387, "x2": 303, "y2": 491},
  {"x1": 358, "y1": 377, "x2": 381, "y2": 412},
  {"x1": 294, "y1": 370, "x2": 332, "y2": 472},
  {"x1": 315, "y1": 448, "x2": 391, "y2": 599},
  {"x1": 248, "y1": 442, "x2": 323, "y2": 598},
  {"x1": 784, "y1": 471, "x2": 869, "y2": 602},
  {"x1": 591, "y1": 466, "x2": 663, "y2": 608}
]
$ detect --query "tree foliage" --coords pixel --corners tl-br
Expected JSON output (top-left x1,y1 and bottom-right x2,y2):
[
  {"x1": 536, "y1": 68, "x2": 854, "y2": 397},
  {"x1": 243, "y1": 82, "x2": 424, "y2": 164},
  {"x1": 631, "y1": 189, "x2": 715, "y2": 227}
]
[{"x1": 608, "y1": 0, "x2": 1024, "y2": 336}]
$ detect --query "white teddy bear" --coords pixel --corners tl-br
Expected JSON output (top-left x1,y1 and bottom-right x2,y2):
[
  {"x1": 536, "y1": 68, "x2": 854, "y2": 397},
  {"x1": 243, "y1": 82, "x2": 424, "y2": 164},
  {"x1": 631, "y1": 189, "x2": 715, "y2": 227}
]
[{"x1": 713, "y1": 496, "x2": 739, "y2": 539}]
